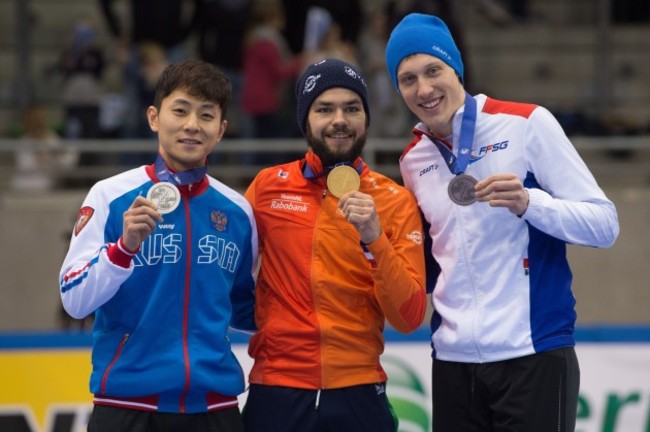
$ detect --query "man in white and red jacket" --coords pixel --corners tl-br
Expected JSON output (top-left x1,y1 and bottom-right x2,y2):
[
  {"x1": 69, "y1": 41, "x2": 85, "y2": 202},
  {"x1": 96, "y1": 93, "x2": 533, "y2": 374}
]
[{"x1": 386, "y1": 13, "x2": 619, "y2": 432}]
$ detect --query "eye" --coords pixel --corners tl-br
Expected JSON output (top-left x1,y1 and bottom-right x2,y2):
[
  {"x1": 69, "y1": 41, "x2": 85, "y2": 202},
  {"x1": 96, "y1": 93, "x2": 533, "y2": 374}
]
[
  {"x1": 399, "y1": 74, "x2": 416, "y2": 87},
  {"x1": 426, "y1": 66, "x2": 441, "y2": 77},
  {"x1": 201, "y1": 113, "x2": 215, "y2": 120},
  {"x1": 172, "y1": 108, "x2": 186, "y2": 115}
]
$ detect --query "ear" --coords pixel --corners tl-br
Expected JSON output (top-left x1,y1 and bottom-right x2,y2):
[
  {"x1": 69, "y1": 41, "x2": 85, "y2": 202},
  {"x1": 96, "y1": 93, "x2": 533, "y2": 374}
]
[
  {"x1": 146, "y1": 106, "x2": 159, "y2": 132},
  {"x1": 216, "y1": 119, "x2": 228, "y2": 142}
]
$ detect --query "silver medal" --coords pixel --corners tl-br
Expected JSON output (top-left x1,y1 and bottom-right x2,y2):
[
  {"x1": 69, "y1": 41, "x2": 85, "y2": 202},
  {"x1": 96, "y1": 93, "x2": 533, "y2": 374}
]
[
  {"x1": 146, "y1": 182, "x2": 181, "y2": 214},
  {"x1": 448, "y1": 174, "x2": 478, "y2": 206}
]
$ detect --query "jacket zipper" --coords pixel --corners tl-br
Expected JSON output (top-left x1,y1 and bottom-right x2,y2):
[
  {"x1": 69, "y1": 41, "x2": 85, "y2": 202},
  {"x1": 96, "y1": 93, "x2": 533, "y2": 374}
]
[
  {"x1": 311, "y1": 189, "x2": 327, "y2": 392},
  {"x1": 179, "y1": 194, "x2": 192, "y2": 413},
  {"x1": 100, "y1": 333, "x2": 130, "y2": 394}
]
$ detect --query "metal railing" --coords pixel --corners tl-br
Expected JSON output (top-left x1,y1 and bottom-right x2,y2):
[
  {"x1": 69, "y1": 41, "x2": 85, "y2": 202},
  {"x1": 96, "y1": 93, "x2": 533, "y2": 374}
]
[{"x1": 1, "y1": 136, "x2": 649, "y2": 192}]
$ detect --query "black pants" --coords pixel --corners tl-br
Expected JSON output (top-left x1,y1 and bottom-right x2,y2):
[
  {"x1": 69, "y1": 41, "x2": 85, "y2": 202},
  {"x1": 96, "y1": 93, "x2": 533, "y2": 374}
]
[
  {"x1": 243, "y1": 383, "x2": 397, "y2": 432},
  {"x1": 432, "y1": 347, "x2": 580, "y2": 432},
  {"x1": 87, "y1": 405, "x2": 244, "y2": 432}
]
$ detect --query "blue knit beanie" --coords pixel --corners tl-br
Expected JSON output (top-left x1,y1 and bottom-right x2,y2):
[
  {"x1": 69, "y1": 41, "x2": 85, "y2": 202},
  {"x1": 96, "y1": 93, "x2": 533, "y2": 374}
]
[
  {"x1": 385, "y1": 13, "x2": 464, "y2": 91},
  {"x1": 295, "y1": 58, "x2": 370, "y2": 136}
]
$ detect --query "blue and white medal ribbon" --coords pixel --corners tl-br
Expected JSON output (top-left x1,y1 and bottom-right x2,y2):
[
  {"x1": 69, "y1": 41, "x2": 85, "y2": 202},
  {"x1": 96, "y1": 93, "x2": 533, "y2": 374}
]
[{"x1": 430, "y1": 93, "x2": 478, "y2": 206}]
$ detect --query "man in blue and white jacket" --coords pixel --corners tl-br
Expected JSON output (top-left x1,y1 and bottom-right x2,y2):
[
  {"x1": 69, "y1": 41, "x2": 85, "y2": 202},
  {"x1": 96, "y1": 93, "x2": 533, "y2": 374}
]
[
  {"x1": 386, "y1": 13, "x2": 619, "y2": 432},
  {"x1": 60, "y1": 60, "x2": 257, "y2": 432}
]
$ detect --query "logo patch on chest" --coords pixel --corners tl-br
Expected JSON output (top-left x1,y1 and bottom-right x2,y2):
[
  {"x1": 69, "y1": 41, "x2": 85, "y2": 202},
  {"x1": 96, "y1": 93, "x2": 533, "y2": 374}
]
[{"x1": 270, "y1": 194, "x2": 309, "y2": 213}]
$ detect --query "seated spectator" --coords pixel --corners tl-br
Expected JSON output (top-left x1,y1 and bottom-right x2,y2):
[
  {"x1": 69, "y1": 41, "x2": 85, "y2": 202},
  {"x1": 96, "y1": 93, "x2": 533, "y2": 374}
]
[{"x1": 11, "y1": 106, "x2": 78, "y2": 193}]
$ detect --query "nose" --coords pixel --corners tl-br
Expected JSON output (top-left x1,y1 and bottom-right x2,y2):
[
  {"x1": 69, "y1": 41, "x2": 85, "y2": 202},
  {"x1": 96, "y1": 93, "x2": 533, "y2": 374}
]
[
  {"x1": 184, "y1": 113, "x2": 199, "y2": 131},
  {"x1": 416, "y1": 77, "x2": 433, "y2": 99},
  {"x1": 331, "y1": 108, "x2": 347, "y2": 126}
]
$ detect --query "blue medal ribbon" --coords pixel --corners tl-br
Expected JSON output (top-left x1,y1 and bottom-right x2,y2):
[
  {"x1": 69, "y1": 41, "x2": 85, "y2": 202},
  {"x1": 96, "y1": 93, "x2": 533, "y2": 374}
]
[
  {"x1": 154, "y1": 154, "x2": 207, "y2": 186},
  {"x1": 430, "y1": 93, "x2": 477, "y2": 176}
]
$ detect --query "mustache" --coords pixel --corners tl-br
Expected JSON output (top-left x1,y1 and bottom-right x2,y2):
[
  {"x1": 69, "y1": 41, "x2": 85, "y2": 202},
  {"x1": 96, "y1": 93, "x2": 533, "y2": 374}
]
[{"x1": 325, "y1": 125, "x2": 353, "y2": 135}]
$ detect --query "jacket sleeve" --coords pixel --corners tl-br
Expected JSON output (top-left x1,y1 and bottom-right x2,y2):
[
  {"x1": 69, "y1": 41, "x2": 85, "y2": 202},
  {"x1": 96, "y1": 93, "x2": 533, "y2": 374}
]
[
  {"x1": 59, "y1": 184, "x2": 133, "y2": 319},
  {"x1": 229, "y1": 190, "x2": 259, "y2": 332},
  {"x1": 522, "y1": 107, "x2": 619, "y2": 248},
  {"x1": 365, "y1": 189, "x2": 427, "y2": 333}
]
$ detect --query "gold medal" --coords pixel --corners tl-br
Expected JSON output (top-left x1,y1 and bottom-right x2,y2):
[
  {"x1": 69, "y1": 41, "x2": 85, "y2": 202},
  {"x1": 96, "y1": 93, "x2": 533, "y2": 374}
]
[
  {"x1": 327, "y1": 165, "x2": 360, "y2": 198},
  {"x1": 146, "y1": 181, "x2": 181, "y2": 214}
]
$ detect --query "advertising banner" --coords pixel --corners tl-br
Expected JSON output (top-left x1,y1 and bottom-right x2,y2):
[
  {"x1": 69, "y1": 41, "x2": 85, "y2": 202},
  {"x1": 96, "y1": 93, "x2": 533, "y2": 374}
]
[{"x1": 1, "y1": 330, "x2": 649, "y2": 432}]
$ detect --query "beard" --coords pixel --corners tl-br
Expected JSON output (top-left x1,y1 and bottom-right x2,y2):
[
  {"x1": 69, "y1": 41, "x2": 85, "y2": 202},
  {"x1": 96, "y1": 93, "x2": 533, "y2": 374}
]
[{"x1": 306, "y1": 124, "x2": 367, "y2": 167}]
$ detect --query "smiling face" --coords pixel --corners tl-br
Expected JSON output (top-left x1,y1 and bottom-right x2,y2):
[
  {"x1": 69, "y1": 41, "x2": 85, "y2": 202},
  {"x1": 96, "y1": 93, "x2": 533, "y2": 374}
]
[
  {"x1": 305, "y1": 87, "x2": 367, "y2": 167},
  {"x1": 396, "y1": 53, "x2": 466, "y2": 138},
  {"x1": 147, "y1": 89, "x2": 227, "y2": 171}
]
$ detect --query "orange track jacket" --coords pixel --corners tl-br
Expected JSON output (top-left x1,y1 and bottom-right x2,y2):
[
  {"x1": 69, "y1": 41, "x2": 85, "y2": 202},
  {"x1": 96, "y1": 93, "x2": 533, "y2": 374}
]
[{"x1": 245, "y1": 152, "x2": 427, "y2": 389}]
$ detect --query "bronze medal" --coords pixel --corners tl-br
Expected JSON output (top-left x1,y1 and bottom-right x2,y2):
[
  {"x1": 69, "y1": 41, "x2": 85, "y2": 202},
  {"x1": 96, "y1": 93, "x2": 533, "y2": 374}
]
[
  {"x1": 327, "y1": 165, "x2": 360, "y2": 198},
  {"x1": 448, "y1": 174, "x2": 478, "y2": 206},
  {"x1": 147, "y1": 181, "x2": 181, "y2": 214}
]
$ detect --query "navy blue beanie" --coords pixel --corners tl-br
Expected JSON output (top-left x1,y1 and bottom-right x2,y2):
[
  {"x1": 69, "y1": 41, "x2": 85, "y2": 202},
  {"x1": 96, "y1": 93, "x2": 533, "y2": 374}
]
[
  {"x1": 385, "y1": 13, "x2": 464, "y2": 92},
  {"x1": 295, "y1": 59, "x2": 370, "y2": 136}
]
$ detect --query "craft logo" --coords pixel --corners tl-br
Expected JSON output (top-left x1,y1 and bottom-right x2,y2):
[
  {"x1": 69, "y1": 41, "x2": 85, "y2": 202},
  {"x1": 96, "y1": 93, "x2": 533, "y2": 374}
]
[
  {"x1": 431, "y1": 45, "x2": 451, "y2": 61},
  {"x1": 419, "y1": 164, "x2": 438, "y2": 177}
]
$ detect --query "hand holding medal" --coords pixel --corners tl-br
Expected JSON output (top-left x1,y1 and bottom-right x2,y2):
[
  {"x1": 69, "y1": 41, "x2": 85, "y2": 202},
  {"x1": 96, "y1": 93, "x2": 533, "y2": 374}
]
[
  {"x1": 474, "y1": 173, "x2": 530, "y2": 216},
  {"x1": 329, "y1": 166, "x2": 382, "y2": 245}
]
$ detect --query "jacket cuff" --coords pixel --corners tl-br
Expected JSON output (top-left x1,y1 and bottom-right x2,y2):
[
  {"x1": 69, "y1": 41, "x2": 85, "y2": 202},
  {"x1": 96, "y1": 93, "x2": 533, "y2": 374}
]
[{"x1": 107, "y1": 237, "x2": 139, "y2": 268}]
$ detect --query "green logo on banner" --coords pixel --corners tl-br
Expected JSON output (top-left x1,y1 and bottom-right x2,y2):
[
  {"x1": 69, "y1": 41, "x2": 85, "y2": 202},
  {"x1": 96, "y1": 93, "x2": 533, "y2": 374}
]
[{"x1": 384, "y1": 355, "x2": 431, "y2": 432}]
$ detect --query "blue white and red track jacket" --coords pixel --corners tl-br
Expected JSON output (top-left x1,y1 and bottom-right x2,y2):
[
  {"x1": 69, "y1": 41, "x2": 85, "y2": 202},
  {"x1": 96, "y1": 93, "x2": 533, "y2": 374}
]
[
  {"x1": 59, "y1": 164, "x2": 257, "y2": 413},
  {"x1": 400, "y1": 94, "x2": 619, "y2": 363}
]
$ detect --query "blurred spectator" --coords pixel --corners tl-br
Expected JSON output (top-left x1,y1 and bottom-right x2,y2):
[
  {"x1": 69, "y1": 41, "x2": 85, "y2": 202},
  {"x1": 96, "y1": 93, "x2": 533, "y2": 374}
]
[
  {"x1": 134, "y1": 42, "x2": 169, "y2": 139},
  {"x1": 302, "y1": 6, "x2": 332, "y2": 55},
  {"x1": 311, "y1": 0, "x2": 363, "y2": 47},
  {"x1": 119, "y1": 42, "x2": 169, "y2": 167},
  {"x1": 474, "y1": 0, "x2": 533, "y2": 25},
  {"x1": 358, "y1": 6, "x2": 409, "y2": 137},
  {"x1": 195, "y1": 0, "x2": 253, "y2": 138},
  {"x1": 281, "y1": 0, "x2": 363, "y2": 55},
  {"x1": 241, "y1": 1, "x2": 303, "y2": 141},
  {"x1": 11, "y1": 106, "x2": 78, "y2": 193},
  {"x1": 60, "y1": 16, "x2": 106, "y2": 141},
  {"x1": 305, "y1": 20, "x2": 359, "y2": 67},
  {"x1": 98, "y1": 0, "x2": 198, "y2": 138},
  {"x1": 300, "y1": 0, "x2": 363, "y2": 62},
  {"x1": 281, "y1": 0, "x2": 312, "y2": 55}
]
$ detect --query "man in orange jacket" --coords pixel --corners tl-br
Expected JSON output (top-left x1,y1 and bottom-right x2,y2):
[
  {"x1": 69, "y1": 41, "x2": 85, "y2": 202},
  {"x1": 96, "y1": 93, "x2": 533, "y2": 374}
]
[{"x1": 242, "y1": 58, "x2": 427, "y2": 432}]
